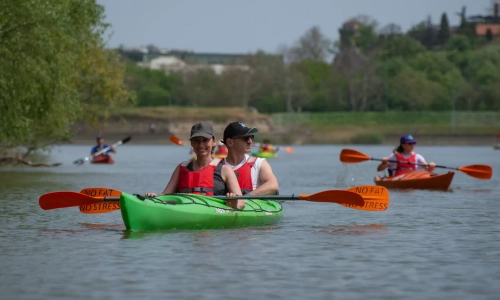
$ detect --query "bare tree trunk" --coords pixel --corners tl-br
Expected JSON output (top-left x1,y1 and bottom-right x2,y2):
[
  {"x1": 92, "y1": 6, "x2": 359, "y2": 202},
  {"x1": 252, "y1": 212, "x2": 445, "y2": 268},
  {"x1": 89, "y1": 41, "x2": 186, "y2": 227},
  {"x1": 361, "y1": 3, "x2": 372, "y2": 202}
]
[
  {"x1": 360, "y1": 75, "x2": 368, "y2": 112},
  {"x1": 285, "y1": 75, "x2": 294, "y2": 112},
  {"x1": 348, "y1": 80, "x2": 357, "y2": 111},
  {"x1": 241, "y1": 73, "x2": 250, "y2": 108}
]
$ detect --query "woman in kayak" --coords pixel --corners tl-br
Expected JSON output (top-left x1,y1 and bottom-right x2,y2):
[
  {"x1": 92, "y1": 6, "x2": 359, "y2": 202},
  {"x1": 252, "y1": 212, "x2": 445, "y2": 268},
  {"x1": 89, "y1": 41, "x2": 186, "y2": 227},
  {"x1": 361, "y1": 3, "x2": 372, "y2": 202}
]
[
  {"x1": 146, "y1": 121, "x2": 245, "y2": 209},
  {"x1": 377, "y1": 134, "x2": 435, "y2": 176}
]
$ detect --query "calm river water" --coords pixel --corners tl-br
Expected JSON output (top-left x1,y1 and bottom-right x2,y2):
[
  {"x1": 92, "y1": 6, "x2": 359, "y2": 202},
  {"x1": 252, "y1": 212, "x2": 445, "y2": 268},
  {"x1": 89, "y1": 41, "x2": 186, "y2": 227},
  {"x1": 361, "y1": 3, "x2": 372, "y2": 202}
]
[{"x1": 0, "y1": 145, "x2": 499, "y2": 300}]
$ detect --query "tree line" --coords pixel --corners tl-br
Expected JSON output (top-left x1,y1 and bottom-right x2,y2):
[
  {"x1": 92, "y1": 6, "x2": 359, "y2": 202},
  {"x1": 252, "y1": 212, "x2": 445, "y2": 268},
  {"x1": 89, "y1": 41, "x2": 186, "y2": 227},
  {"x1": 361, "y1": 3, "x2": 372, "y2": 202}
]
[
  {"x1": 127, "y1": 12, "x2": 500, "y2": 113},
  {"x1": 0, "y1": 0, "x2": 132, "y2": 152},
  {"x1": 2, "y1": 2, "x2": 500, "y2": 154}
]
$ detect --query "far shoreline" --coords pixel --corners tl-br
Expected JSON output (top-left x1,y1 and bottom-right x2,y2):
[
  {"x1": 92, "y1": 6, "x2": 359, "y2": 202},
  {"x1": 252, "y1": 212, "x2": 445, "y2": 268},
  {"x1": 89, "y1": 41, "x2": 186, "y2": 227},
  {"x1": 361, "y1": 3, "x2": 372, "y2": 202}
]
[{"x1": 66, "y1": 133, "x2": 499, "y2": 147}]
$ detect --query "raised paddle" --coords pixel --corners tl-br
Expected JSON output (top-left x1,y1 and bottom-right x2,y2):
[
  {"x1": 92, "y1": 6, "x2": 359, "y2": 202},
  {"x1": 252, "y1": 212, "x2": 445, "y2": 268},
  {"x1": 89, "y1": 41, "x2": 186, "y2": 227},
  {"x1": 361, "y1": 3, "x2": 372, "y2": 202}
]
[
  {"x1": 339, "y1": 148, "x2": 492, "y2": 180},
  {"x1": 170, "y1": 135, "x2": 184, "y2": 146},
  {"x1": 73, "y1": 136, "x2": 131, "y2": 165}
]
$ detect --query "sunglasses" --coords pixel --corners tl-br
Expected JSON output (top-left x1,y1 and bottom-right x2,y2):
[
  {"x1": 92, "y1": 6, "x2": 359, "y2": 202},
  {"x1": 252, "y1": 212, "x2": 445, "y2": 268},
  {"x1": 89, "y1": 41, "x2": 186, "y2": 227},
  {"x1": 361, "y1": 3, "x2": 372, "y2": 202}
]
[{"x1": 232, "y1": 135, "x2": 254, "y2": 142}]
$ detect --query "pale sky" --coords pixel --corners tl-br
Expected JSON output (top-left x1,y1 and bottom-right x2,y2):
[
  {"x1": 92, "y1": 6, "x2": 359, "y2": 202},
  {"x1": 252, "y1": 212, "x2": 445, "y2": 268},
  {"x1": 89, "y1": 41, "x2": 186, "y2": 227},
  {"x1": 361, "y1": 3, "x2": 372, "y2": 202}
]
[{"x1": 97, "y1": 0, "x2": 493, "y2": 53}]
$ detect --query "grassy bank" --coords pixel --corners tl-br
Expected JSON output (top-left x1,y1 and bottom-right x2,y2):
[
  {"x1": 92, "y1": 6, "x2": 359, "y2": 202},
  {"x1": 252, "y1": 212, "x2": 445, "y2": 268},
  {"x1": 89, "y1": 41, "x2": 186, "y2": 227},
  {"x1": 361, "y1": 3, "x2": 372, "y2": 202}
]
[
  {"x1": 108, "y1": 106, "x2": 271, "y2": 123},
  {"x1": 273, "y1": 111, "x2": 500, "y2": 135}
]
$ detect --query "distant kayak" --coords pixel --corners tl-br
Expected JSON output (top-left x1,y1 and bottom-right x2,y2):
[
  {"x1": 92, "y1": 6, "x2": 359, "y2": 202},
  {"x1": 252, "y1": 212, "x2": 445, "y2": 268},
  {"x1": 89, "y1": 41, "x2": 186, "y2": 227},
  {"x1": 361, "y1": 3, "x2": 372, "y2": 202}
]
[
  {"x1": 251, "y1": 151, "x2": 278, "y2": 159},
  {"x1": 91, "y1": 155, "x2": 114, "y2": 164}
]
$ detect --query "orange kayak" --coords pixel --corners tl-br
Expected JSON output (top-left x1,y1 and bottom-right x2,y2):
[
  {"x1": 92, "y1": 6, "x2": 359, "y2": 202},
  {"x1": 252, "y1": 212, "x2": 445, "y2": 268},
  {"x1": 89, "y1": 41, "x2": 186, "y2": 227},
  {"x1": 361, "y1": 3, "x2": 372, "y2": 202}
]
[
  {"x1": 374, "y1": 171, "x2": 454, "y2": 191},
  {"x1": 91, "y1": 155, "x2": 115, "y2": 164}
]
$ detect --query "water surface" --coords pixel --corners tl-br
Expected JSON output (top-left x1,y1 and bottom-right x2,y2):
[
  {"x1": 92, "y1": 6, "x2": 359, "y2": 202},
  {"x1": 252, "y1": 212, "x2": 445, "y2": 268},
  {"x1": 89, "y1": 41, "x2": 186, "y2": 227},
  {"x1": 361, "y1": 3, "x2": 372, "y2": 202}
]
[{"x1": 1, "y1": 145, "x2": 499, "y2": 299}]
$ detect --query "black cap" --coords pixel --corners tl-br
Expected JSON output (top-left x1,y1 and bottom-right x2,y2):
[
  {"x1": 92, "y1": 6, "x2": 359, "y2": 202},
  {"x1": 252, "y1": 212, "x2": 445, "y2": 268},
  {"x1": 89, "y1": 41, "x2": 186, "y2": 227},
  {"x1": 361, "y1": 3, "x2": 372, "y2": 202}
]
[
  {"x1": 222, "y1": 122, "x2": 258, "y2": 144},
  {"x1": 190, "y1": 121, "x2": 214, "y2": 139}
]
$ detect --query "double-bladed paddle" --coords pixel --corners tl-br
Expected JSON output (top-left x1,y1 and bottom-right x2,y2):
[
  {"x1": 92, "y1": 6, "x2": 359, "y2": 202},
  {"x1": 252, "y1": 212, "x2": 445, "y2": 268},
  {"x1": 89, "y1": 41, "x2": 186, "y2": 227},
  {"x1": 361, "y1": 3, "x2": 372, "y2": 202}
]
[
  {"x1": 339, "y1": 148, "x2": 492, "y2": 180},
  {"x1": 73, "y1": 136, "x2": 131, "y2": 165},
  {"x1": 170, "y1": 135, "x2": 184, "y2": 146},
  {"x1": 39, "y1": 185, "x2": 390, "y2": 214}
]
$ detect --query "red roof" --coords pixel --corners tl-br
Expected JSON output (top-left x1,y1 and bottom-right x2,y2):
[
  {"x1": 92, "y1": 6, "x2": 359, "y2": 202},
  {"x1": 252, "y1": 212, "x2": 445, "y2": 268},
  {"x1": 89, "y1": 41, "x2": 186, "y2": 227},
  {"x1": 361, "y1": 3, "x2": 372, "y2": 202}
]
[{"x1": 475, "y1": 24, "x2": 500, "y2": 35}]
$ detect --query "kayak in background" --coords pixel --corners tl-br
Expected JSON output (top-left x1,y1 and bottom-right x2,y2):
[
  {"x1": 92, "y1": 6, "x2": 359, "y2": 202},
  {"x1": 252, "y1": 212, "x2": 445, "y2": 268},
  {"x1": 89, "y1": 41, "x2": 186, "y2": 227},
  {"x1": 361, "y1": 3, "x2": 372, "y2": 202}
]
[
  {"x1": 251, "y1": 151, "x2": 278, "y2": 159},
  {"x1": 91, "y1": 155, "x2": 115, "y2": 164},
  {"x1": 120, "y1": 192, "x2": 284, "y2": 231},
  {"x1": 374, "y1": 170, "x2": 454, "y2": 191}
]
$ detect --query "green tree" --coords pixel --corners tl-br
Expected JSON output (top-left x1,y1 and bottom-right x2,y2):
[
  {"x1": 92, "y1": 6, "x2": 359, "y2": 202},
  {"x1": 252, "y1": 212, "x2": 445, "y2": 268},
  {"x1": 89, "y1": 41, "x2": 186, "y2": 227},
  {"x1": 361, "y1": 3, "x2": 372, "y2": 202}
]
[
  {"x1": 438, "y1": 13, "x2": 450, "y2": 45},
  {"x1": 0, "y1": 0, "x2": 131, "y2": 154},
  {"x1": 378, "y1": 35, "x2": 427, "y2": 61}
]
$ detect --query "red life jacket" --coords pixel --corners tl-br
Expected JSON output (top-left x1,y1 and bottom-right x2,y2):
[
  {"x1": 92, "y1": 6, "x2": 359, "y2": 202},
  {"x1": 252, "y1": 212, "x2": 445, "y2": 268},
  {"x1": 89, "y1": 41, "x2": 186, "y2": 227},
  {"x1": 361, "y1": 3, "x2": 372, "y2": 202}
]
[
  {"x1": 225, "y1": 156, "x2": 257, "y2": 194},
  {"x1": 177, "y1": 158, "x2": 222, "y2": 195},
  {"x1": 394, "y1": 152, "x2": 417, "y2": 176}
]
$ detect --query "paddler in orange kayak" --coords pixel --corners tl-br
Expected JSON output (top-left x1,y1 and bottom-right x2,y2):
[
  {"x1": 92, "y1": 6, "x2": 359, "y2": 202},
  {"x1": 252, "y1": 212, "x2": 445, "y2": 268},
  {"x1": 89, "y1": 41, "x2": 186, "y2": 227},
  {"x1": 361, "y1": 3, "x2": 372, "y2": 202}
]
[
  {"x1": 376, "y1": 134, "x2": 435, "y2": 177},
  {"x1": 91, "y1": 135, "x2": 115, "y2": 159}
]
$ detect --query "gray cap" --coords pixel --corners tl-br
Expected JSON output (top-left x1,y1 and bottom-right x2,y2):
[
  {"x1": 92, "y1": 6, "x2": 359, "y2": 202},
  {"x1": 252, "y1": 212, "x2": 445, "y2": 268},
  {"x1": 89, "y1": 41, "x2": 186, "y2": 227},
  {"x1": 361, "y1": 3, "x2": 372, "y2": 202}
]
[{"x1": 190, "y1": 121, "x2": 214, "y2": 139}]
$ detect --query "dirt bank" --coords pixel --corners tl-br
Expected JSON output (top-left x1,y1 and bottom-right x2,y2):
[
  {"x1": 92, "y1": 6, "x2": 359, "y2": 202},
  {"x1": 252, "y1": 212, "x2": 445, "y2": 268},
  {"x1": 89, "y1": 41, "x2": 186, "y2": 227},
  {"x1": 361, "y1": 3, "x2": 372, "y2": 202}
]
[
  {"x1": 69, "y1": 131, "x2": 498, "y2": 146},
  {"x1": 68, "y1": 107, "x2": 499, "y2": 146}
]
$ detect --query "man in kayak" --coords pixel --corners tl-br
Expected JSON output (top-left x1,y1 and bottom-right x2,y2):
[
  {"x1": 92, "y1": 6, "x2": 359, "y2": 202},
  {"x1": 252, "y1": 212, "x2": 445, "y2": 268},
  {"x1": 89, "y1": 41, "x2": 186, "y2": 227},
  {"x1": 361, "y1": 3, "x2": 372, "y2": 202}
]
[
  {"x1": 91, "y1": 135, "x2": 116, "y2": 158},
  {"x1": 377, "y1": 134, "x2": 435, "y2": 177},
  {"x1": 259, "y1": 139, "x2": 275, "y2": 153},
  {"x1": 221, "y1": 122, "x2": 279, "y2": 196},
  {"x1": 146, "y1": 121, "x2": 245, "y2": 209}
]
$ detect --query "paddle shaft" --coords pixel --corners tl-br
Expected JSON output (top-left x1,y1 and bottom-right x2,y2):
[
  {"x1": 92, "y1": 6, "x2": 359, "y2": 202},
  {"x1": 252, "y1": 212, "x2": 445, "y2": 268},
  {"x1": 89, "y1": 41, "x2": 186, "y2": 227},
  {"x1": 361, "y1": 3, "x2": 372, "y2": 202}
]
[
  {"x1": 212, "y1": 194, "x2": 307, "y2": 200},
  {"x1": 93, "y1": 137, "x2": 130, "y2": 157},
  {"x1": 373, "y1": 158, "x2": 454, "y2": 170},
  {"x1": 74, "y1": 136, "x2": 130, "y2": 164}
]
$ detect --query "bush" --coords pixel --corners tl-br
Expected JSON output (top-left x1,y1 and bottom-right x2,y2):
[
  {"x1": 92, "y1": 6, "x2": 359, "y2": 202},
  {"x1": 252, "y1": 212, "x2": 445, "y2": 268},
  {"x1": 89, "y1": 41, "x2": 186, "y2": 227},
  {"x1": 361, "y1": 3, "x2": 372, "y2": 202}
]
[{"x1": 350, "y1": 133, "x2": 385, "y2": 144}]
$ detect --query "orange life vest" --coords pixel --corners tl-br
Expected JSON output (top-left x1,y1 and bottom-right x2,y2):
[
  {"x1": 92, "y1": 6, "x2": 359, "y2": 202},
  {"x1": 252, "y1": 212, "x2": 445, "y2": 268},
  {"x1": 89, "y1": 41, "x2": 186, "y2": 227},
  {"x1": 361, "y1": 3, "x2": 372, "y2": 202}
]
[
  {"x1": 177, "y1": 158, "x2": 222, "y2": 195},
  {"x1": 394, "y1": 152, "x2": 417, "y2": 176},
  {"x1": 225, "y1": 156, "x2": 257, "y2": 194}
]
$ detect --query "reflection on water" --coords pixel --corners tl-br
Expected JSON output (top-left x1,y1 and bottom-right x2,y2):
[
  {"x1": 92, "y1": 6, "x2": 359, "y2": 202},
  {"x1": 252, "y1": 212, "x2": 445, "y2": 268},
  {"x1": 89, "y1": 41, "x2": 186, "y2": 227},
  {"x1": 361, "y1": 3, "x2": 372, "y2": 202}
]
[
  {"x1": 317, "y1": 224, "x2": 388, "y2": 237},
  {"x1": 1, "y1": 145, "x2": 499, "y2": 300}
]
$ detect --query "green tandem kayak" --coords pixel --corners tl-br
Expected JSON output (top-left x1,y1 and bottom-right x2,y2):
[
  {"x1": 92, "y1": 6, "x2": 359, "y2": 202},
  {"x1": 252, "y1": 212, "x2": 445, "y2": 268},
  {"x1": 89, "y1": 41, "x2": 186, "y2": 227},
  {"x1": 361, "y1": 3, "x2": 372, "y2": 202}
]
[
  {"x1": 251, "y1": 151, "x2": 278, "y2": 158},
  {"x1": 120, "y1": 192, "x2": 284, "y2": 231}
]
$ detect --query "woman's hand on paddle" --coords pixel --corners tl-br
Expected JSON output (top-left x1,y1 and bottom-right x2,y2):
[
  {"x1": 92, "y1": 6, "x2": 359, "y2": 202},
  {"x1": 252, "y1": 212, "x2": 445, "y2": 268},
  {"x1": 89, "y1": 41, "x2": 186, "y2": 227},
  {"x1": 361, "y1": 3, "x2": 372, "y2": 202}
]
[
  {"x1": 377, "y1": 157, "x2": 389, "y2": 172},
  {"x1": 225, "y1": 192, "x2": 237, "y2": 199},
  {"x1": 428, "y1": 162, "x2": 436, "y2": 171},
  {"x1": 145, "y1": 192, "x2": 157, "y2": 197}
]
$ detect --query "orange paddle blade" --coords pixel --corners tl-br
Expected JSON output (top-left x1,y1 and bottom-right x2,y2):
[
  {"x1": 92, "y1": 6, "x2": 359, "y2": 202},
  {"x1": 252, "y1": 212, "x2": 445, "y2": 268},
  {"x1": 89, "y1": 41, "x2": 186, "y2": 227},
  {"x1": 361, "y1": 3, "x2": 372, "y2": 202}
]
[
  {"x1": 457, "y1": 164, "x2": 492, "y2": 180},
  {"x1": 79, "y1": 201, "x2": 120, "y2": 214},
  {"x1": 284, "y1": 147, "x2": 294, "y2": 154},
  {"x1": 343, "y1": 185, "x2": 390, "y2": 211},
  {"x1": 170, "y1": 135, "x2": 184, "y2": 146},
  {"x1": 298, "y1": 190, "x2": 364, "y2": 206},
  {"x1": 79, "y1": 188, "x2": 121, "y2": 214},
  {"x1": 39, "y1": 192, "x2": 119, "y2": 210},
  {"x1": 340, "y1": 149, "x2": 372, "y2": 163}
]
